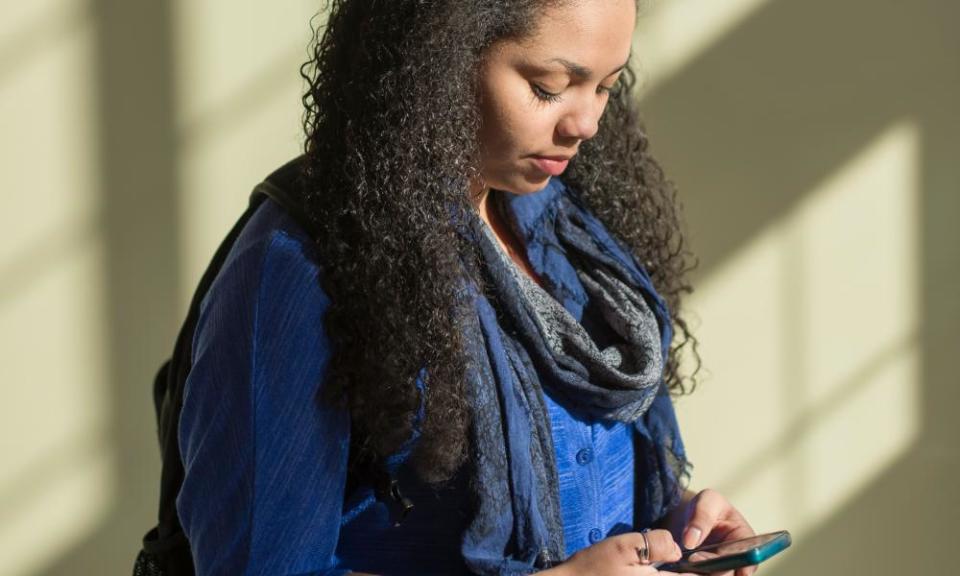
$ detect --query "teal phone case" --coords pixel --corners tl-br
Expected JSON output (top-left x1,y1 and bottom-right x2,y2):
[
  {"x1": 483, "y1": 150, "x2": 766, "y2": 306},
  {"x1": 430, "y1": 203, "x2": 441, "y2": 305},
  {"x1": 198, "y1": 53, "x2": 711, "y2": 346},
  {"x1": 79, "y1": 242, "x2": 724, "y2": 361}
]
[{"x1": 658, "y1": 530, "x2": 792, "y2": 574}]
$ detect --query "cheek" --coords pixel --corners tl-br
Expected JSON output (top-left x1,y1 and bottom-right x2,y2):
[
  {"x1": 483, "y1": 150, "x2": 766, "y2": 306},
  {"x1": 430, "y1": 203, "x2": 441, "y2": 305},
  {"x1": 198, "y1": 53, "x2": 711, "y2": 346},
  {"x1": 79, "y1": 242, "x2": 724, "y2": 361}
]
[
  {"x1": 480, "y1": 82, "x2": 554, "y2": 159},
  {"x1": 480, "y1": 95, "x2": 521, "y2": 153}
]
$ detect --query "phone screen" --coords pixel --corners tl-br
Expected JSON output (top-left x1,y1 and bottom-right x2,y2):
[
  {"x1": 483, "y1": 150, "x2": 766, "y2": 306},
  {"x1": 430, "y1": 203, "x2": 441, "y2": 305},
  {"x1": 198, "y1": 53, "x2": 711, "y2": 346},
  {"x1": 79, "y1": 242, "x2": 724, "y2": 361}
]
[
  {"x1": 658, "y1": 530, "x2": 791, "y2": 574},
  {"x1": 689, "y1": 531, "x2": 784, "y2": 559}
]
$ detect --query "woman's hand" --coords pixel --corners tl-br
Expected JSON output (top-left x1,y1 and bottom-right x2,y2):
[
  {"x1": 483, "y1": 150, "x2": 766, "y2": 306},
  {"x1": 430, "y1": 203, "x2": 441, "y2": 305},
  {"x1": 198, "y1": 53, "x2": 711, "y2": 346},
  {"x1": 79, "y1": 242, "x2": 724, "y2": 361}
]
[
  {"x1": 675, "y1": 489, "x2": 757, "y2": 576},
  {"x1": 543, "y1": 529, "x2": 696, "y2": 576}
]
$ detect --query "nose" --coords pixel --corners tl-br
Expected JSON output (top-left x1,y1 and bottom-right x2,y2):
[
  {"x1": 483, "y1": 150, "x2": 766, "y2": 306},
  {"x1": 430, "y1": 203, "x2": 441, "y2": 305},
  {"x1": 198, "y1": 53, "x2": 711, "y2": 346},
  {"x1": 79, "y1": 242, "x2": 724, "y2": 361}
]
[{"x1": 556, "y1": 99, "x2": 603, "y2": 142}]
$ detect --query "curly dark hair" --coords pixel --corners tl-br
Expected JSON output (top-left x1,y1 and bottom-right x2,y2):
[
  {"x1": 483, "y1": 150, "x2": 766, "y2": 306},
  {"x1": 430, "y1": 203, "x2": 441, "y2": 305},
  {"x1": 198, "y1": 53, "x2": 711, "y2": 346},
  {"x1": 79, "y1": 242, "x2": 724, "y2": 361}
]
[{"x1": 298, "y1": 0, "x2": 700, "y2": 487}]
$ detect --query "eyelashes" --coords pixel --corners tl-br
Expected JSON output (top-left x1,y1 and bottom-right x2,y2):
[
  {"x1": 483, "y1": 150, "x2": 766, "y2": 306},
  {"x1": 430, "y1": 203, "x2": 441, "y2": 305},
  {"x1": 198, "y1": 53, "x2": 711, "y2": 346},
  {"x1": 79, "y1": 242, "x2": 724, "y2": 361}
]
[
  {"x1": 530, "y1": 81, "x2": 620, "y2": 104},
  {"x1": 531, "y1": 83, "x2": 563, "y2": 103}
]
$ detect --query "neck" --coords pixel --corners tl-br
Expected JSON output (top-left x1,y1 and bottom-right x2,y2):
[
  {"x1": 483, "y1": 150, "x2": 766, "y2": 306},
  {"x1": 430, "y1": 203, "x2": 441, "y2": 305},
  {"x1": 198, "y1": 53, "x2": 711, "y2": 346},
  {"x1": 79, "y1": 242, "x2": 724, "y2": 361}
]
[{"x1": 468, "y1": 177, "x2": 494, "y2": 228}]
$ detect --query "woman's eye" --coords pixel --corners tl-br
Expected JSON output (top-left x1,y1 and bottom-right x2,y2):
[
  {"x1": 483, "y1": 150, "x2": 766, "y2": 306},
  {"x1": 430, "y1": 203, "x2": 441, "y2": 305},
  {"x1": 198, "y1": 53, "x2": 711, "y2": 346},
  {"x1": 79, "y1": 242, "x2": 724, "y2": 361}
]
[{"x1": 531, "y1": 83, "x2": 563, "y2": 103}]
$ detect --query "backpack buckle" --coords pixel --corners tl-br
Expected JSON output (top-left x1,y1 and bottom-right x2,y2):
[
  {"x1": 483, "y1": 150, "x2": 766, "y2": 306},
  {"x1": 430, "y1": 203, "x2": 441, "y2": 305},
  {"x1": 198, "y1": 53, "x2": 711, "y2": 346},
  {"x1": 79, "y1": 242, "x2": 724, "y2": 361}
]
[{"x1": 375, "y1": 476, "x2": 415, "y2": 527}]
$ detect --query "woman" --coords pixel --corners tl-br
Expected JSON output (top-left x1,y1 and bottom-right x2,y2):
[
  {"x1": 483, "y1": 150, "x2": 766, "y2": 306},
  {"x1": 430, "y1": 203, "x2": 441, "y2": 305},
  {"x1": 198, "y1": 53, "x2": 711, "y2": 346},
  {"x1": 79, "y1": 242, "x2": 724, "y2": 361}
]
[{"x1": 175, "y1": 0, "x2": 757, "y2": 574}]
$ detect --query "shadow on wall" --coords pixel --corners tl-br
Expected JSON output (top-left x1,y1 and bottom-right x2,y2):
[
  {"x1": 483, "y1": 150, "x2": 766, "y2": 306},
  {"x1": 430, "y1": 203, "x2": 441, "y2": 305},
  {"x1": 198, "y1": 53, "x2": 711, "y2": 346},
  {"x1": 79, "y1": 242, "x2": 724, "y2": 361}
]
[
  {"x1": 28, "y1": 0, "x2": 958, "y2": 574},
  {"x1": 640, "y1": 0, "x2": 958, "y2": 574}
]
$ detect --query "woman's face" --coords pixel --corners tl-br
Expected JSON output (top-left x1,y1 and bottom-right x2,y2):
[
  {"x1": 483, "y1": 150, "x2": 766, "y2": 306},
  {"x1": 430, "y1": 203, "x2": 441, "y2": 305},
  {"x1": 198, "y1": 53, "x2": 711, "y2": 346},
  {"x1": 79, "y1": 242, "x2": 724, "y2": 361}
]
[{"x1": 475, "y1": 0, "x2": 637, "y2": 195}]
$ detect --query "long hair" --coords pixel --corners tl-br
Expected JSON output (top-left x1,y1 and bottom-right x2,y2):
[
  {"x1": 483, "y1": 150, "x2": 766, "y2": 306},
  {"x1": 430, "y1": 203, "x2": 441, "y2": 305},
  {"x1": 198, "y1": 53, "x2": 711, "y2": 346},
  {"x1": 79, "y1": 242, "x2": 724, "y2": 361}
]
[{"x1": 299, "y1": 0, "x2": 699, "y2": 486}]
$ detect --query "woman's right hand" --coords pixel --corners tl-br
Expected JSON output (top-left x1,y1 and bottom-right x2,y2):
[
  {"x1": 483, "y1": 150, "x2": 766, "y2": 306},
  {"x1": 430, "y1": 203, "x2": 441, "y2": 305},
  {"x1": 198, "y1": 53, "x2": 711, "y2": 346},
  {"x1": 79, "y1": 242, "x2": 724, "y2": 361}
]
[{"x1": 543, "y1": 529, "x2": 695, "y2": 576}]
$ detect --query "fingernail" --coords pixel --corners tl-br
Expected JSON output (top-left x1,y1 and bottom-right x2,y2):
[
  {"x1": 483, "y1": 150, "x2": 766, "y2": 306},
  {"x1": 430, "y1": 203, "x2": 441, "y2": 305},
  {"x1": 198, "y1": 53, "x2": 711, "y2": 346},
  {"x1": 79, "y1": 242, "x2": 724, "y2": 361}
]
[{"x1": 683, "y1": 527, "x2": 702, "y2": 549}]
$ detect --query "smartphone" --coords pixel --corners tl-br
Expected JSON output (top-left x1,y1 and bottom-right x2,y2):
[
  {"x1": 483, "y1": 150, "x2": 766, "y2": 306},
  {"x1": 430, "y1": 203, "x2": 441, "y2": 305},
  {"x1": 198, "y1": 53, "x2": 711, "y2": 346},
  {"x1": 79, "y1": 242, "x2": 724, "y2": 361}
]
[{"x1": 655, "y1": 530, "x2": 791, "y2": 574}]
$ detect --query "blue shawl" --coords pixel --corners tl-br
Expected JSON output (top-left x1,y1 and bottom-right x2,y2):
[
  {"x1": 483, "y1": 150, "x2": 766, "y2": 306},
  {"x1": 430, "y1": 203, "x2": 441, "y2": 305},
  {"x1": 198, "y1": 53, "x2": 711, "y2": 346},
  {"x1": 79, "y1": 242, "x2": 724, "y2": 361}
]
[{"x1": 455, "y1": 180, "x2": 690, "y2": 574}]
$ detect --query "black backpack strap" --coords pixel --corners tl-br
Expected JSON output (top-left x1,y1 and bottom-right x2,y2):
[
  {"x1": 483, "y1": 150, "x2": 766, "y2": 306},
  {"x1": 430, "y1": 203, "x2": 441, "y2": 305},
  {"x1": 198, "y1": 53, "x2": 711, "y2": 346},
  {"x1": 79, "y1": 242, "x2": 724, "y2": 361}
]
[
  {"x1": 137, "y1": 156, "x2": 308, "y2": 576},
  {"x1": 250, "y1": 155, "x2": 318, "y2": 239}
]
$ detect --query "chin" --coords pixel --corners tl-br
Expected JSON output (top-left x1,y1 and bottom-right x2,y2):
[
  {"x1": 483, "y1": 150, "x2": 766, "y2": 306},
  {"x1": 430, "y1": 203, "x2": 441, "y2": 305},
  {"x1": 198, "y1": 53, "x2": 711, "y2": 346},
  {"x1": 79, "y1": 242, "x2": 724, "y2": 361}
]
[{"x1": 498, "y1": 173, "x2": 552, "y2": 196}]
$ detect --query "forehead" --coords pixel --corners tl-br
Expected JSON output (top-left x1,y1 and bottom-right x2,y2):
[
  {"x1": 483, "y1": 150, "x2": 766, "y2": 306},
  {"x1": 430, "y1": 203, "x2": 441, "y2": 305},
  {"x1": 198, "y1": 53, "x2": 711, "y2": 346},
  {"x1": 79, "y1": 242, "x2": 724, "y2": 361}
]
[{"x1": 513, "y1": 0, "x2": 636, "y2": 67}]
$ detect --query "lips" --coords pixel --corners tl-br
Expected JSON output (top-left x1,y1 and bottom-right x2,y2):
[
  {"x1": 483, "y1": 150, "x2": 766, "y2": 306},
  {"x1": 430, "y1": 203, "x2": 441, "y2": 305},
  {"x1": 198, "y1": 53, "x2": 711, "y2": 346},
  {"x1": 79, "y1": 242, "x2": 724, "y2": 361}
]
[{"x1": 531, "y1": 155, "x2": 571, "y2": 176}]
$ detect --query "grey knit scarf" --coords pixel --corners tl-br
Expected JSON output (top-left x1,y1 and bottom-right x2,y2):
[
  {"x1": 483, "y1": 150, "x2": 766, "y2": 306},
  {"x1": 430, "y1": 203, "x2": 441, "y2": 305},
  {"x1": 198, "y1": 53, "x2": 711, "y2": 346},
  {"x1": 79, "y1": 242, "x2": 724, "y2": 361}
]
[{"x1": 484, "y1": 220, "x2": 664, "y2": 421}]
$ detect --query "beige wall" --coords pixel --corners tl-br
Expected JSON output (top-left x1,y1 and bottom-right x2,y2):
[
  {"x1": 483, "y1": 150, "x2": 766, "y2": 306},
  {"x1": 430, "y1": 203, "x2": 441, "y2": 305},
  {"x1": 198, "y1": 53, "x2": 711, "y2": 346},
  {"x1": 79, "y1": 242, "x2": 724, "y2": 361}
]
[
  {"x1": 636, "y1": 1, "x2": 959, "y2": 574},
  {"x1": 1, "y1": 1, "x2": 955, "y2": 574}
]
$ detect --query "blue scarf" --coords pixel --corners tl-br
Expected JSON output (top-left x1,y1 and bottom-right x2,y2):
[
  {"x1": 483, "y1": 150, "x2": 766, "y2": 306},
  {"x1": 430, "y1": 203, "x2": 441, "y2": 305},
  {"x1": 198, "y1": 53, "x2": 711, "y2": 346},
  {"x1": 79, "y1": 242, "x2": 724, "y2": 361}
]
[{"x1": 458, "y1": 181, "x2": 690, "y2": 575}]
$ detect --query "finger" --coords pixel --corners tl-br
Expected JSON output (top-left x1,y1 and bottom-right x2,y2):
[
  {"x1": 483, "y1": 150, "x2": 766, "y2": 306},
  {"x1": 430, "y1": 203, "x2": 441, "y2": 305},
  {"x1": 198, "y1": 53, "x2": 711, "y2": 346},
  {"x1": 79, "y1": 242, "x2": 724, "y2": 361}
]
[
  {"x1": 614, "y1": 530, "x2": 681, "y2": 564},
  {"x1": 726, "y1": 521, "x2": 756, "y2": 543},
  {"x1": 642, "y1": 529, "x2": 683, "y2": 563},
  {"x1": 683, "y1": 489, "x2": 725, "y2": 549},
  {"x1": 703, "y1": 519, "x2": 755, "y2": 547},
  {"x1": 735, "y1": 563, "x2": 758, "y2": 576}
]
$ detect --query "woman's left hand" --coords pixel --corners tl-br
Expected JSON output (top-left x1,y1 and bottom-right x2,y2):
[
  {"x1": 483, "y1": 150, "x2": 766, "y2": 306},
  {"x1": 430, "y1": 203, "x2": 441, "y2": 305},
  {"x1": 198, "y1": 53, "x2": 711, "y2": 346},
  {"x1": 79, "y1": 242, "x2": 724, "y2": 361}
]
[{"x1": 676, "y1": 488, "x2": 757, "y2": 576}]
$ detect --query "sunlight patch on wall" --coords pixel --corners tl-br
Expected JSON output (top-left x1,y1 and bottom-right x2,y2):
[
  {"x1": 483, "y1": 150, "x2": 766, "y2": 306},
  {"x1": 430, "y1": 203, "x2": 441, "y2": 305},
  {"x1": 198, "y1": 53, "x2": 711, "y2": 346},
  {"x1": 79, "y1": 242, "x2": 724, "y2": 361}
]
[
  {"x1": 675, "y1": 120, "x2": 921, "y2": 552},
  {"x1": 0, "y1": 5, "x2": 98, "y2": 289},
  {"x1": 787, "y1": 119, "x2": 921, "y2": 532},
  {"x1": 173, "y1": 0, "x2": 318, "y2": 308},
  {"x1": 0, "y1": 0, "x2": 84, "y2": 53},
  {"x1": 0, "y1": 431, "x2": 114, "y2": 576},
  {"x1": 0, "y1": 239, "x2": 114, "y2": 576},
  {"x1": 0, "y1": 5, "x2": 114, "y2": 574},
  {"x1": 634, "y1": 0, "x2": 770, "y2": 93},
  {"x1": 672, "y1": 224, "x2": 787, "y2": 474},
  {"x1": 171, "y1": 0, "x2": 318, "y2": 130}
]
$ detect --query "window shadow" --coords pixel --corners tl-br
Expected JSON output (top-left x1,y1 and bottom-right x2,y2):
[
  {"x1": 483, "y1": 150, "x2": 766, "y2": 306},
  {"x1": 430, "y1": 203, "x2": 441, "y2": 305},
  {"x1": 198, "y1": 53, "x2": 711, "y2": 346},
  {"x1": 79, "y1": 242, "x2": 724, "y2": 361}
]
[
  {"x1": 33, "y1": 0, "x2": 180, "y2": 573},
  {"x1": 639, "y1": 0, "x2": 958, "y2": 573}
]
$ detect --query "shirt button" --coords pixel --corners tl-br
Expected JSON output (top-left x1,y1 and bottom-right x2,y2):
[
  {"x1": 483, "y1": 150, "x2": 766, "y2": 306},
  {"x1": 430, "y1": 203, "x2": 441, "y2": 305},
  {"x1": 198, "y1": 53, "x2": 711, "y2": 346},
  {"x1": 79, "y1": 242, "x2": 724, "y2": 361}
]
[
  {"x1": 588, "y1": 528, "x2": 603, "y2": 544},
  {"x1": 575, "y1": 448, "x2": 594, "y2": 465}
]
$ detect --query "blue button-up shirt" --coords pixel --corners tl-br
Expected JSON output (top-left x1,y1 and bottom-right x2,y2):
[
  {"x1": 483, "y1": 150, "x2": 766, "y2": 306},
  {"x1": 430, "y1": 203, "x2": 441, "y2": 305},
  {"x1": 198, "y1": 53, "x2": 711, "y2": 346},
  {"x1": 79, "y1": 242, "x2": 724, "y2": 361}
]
[{"x1": 176, "y1": 179, "x2": 680, "y2": 575}]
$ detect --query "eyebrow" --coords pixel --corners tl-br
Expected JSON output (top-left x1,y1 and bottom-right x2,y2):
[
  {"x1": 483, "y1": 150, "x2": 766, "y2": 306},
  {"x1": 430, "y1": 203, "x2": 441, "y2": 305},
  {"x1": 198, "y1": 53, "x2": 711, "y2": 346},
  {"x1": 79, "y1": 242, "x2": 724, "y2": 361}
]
[{"x1": 546, "y1": 57, "x2": 629, "y2": 80}]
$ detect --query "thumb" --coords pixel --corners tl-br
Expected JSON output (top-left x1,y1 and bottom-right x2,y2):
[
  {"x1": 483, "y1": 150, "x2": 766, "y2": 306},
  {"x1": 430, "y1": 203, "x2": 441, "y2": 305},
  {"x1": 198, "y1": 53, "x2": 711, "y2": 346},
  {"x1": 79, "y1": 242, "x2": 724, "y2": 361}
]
[{"x1": 683, "y1": 489, "x2": 724, "y2": 549}]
